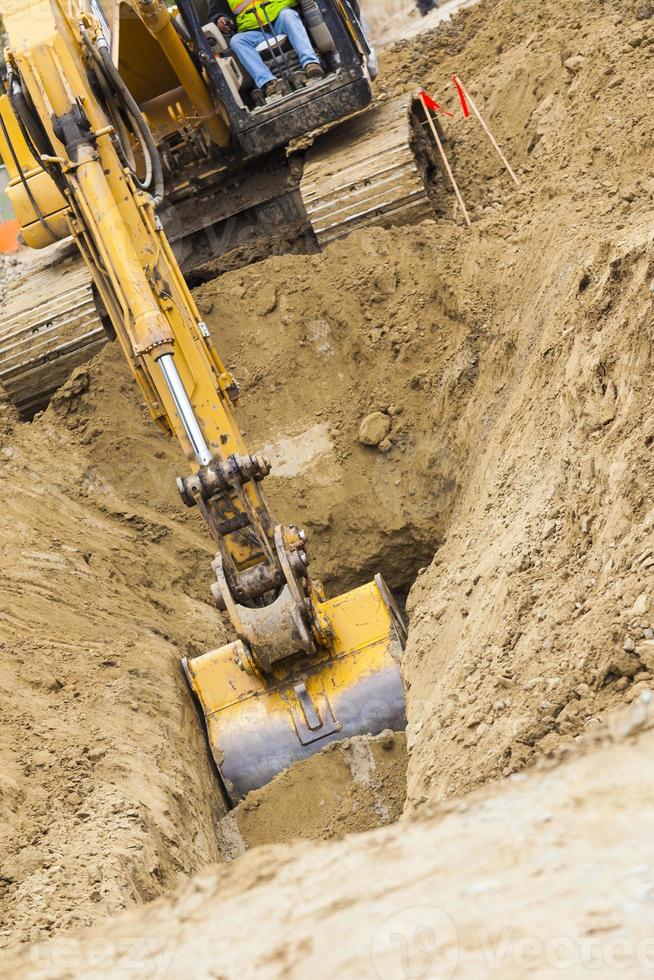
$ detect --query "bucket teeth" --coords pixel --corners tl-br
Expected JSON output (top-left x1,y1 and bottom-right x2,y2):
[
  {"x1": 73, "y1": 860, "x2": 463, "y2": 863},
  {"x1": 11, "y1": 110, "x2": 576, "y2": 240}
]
[{"x1": 183, "y1": 576, "x2": 406, "y2": 804}]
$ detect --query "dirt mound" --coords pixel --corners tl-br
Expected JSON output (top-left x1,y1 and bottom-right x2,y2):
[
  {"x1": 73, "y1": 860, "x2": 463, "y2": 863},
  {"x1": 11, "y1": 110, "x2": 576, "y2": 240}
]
[
  {"x1": 4, "y1": 702, "x2": 654, "y2": 978},
  {"x1": 404, "y1": 224, "x2": 654, "y2": 807},
  {"x1": 391, "y1": 0, "x2": 654, "y2": 807},
  {"x1": 0, "y1": 351, "x2": 229, "y2": 947}
]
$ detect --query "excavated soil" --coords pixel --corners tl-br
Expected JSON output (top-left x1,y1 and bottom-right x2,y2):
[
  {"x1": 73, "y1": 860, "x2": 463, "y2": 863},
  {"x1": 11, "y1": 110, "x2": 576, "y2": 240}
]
[
  {"x1": 2, "y1": 0, "x2": 654, "y2": 972},
  {"x1": 217, "y1": 732, "x2": 408, "y2": 857},
  {"x1": 4, "y1": 701, "x2": 654, "y2": 978},
  {"x1": 0, "y1": 356, "x2": 227, "y2": 947}
]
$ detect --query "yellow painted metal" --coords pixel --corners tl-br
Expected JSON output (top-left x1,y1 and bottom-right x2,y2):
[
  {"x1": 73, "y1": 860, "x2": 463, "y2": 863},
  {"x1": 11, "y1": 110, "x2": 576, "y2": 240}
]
[
  {"x1": 0, "y1": 93, "x2": 40, "y2": 190},
  {"x1": 117, "y1": 5, "x2": 181, "y2": 103},
  {"x1": 189, "y1": 580, "x2": 395, "y2": 713},
  {"x1": 0, "y1": 93, "x2": 69, "y2": 246},
  {"x1": 136, "y1": 0, "x2": 230, "y2": 147},
  {"x1": 141, "y1": 86, "x2": 196, "y2": 141},
  {"x1": 335, "y1": 0, "x2": 364, "y2": 56},
  {"x1": 0, "y1": 95, "x2": 36, "y2": 175},
  {"x1": 184, "y1": 579, "x2": 405, "y2": 800},
  {"x1": 319, "y1": 577, "x2": 395, "y2": 653}
]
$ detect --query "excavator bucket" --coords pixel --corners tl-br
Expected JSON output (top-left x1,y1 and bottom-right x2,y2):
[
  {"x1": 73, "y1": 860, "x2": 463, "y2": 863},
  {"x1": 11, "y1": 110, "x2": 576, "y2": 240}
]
[{"x1": 183, "y1": 575, "x2": 407, "y2": 804}]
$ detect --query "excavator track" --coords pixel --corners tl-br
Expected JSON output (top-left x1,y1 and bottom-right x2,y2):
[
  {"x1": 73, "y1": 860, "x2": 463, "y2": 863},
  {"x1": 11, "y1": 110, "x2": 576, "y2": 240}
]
[
  {"x1": 299, "y1": 93, "x2": 437, "y2": 246},
  {"x1": 0, "y1": 241, "x2": 103, "y2": 417},
  {"x1": 0, "y1": 96, "x2": 438, "y2": 417}
]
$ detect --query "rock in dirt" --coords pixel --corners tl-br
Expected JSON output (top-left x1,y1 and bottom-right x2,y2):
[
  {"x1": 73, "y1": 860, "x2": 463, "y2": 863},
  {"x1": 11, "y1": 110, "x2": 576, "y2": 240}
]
[
  {"x1": 358, "y1": 411, "x2": 392, "y2": 447},
  {"x1": 602, "y1": 648, "x2": 643, "y2": 682},
  {"x1": 564, "y1": 55, "x2": 586, "y2": 74},
  {"x1": 635, "y1": 0, "x2": 654, "y2": 20},
  {"x1": 608, "y1": 693, "x2": 653, "y2": 741},
  {"x1": 638, "y1": 640, "x2": 654, "y2": 671}
]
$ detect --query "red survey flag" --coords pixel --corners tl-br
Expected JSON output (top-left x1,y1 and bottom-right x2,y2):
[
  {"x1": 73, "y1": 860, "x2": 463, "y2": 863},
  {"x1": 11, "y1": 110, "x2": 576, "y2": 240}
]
[
  {"x1": 452, "y1": 75, "x2": 470, "y2": 117},
  {"x1": 418, "y1": 89, "x2": 454, "y2": 118}
]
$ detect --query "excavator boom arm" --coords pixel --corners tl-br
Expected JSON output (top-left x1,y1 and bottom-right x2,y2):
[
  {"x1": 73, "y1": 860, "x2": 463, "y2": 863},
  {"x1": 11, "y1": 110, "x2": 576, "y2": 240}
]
[{"x1": 3, "y1": 0, "x2": 292, "y2": 649}]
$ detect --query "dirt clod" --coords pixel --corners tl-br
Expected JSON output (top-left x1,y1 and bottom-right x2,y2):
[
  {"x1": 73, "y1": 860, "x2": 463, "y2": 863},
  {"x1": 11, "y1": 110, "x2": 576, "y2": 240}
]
[
  {"x1": 635, "y1": 0, "x2": 654, "y2": 20},
  {"x1": 358, "y1": 411, "x2": 392, "y2": 447}
]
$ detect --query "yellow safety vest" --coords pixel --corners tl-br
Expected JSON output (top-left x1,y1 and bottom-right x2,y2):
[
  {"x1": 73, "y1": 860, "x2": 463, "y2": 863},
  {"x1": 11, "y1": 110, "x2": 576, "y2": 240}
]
[{"x1": 228, "y1": 0, "x2": 297, "y2": 33}]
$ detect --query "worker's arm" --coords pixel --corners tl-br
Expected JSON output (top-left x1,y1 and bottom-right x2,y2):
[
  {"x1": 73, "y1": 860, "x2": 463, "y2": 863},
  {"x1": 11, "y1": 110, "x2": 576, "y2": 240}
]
[{"x1": 207, "y1": 0, "x2": 235, "y2": 30}]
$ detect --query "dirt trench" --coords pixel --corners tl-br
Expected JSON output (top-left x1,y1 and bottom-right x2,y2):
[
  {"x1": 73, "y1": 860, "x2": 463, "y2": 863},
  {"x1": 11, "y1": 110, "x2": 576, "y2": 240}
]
[
  {"x1": 0, "y1": 341, "x2": 413, "y2": 947},
  {"x1": 0, "y1": 204, "x2": 479, "y2": 946},
  {"x1": 0, "y1": 205, "x2": 477, "y2": 949}
]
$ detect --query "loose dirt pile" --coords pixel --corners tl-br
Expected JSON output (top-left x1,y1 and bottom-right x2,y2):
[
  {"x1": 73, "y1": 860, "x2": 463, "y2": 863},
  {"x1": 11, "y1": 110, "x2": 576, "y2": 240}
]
[
  {"x1": 2, "y1": 0, "x2": 654, "y2": 971},
  {"x1": 217, "y1": 732, "x2": 407, "y2": 856},
  {"x1": 0, "y1": 354, "x2": 227, "y2": 947},
  {"x1": 379, "y1": 0, "x2": 654, "y2": 809}
]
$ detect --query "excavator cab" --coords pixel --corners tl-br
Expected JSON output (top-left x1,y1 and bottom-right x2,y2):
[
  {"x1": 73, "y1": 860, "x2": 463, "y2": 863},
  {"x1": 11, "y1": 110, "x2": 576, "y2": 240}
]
[
  {"x1": 176, "y1": 0, "x2": 377, "y2": 154},
  {"x1": 203, "y1": 0, "x2": 376, "y2": 94}
]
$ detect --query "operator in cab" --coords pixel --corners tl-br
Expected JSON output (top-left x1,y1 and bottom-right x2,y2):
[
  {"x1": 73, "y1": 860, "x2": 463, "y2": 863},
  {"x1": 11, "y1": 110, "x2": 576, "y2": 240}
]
[{"x1": 209, "y1": 0, "x2": 325, "y2": 99}]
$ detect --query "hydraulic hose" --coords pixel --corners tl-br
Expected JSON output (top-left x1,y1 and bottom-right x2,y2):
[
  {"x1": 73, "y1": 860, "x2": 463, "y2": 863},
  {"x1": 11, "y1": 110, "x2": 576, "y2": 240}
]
[
  {"x1": 6, "y1": 70, "x2": 67, "y2": 196},
  {"x1": 97, "y1": 41, "x2": 164, "y2": 203},
  {"x1": 84, "y1": 44, "x2": 138, "y2": 175},
  {"x1": 80, "y1": 26, "x2": 164, "y2": 205}
]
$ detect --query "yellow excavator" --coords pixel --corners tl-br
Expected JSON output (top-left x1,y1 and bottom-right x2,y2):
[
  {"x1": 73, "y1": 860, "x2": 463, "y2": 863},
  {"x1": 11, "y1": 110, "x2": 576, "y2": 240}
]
[{"x1": 0, "y1": 0, "x2": 427, "y2": 802}]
